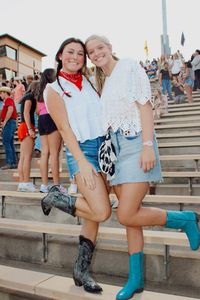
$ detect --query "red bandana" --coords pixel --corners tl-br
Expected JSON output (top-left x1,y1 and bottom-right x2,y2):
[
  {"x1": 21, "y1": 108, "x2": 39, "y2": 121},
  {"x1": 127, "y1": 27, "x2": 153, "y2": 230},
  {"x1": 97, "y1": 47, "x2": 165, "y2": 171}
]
[{"x1": 59, "y1": 71, "x2": 82, "y2": 91}]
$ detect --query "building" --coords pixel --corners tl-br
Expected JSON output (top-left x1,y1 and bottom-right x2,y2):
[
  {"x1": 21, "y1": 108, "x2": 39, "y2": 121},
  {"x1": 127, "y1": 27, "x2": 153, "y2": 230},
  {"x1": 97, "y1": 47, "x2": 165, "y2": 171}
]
[{"x1": 0, "y1": 34, "x2": 46, "y2": 81}]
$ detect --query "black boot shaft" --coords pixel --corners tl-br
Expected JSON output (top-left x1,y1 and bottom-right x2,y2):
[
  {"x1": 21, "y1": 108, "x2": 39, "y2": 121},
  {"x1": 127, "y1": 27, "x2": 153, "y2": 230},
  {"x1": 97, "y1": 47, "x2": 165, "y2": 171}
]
[
  {"x1": 41, "y1": 185, "x2": 76, "y2": 216},
  {"x1": 73, "y1": 235, "x2": 102, "y2": 293}
]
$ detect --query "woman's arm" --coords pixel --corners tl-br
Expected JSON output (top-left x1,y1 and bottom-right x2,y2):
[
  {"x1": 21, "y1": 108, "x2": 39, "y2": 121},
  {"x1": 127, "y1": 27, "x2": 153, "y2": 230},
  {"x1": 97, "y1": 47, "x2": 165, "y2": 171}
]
[
  {"x1": 46, "y1": 86, "x2": 98, "y2": 189},
  {"x1": 36, "y1": 102, "x2": 40, "y2": 115},
  {"x1": 138, "y1": 101, "x2": 156, "y2": 172},
  {"x1": 24, "y1": 100, "x2": 35, "y2": 139}
]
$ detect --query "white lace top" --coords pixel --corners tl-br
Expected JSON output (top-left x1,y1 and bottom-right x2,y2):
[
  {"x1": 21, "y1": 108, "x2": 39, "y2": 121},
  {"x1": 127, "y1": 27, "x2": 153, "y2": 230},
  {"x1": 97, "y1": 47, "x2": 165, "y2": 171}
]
[
  {"x1": 101, "y1": 58, "x2": 152, "y2": 134},
  {"x1": 44, "y1": 76, "x2": 104, "y2": 143}
]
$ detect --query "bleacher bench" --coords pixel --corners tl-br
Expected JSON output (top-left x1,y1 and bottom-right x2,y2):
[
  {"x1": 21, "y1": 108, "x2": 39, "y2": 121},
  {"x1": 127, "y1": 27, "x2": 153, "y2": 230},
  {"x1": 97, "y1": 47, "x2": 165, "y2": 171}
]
[
  {"x1": 1, "y1": 190, "x2": 200, "y2": 218},
  {"x1": 0, "y1": 217, "x2": 200, "y2": 280},
  {"x1": 0, "y1": 265, "x2": 198, "y2": 300}
]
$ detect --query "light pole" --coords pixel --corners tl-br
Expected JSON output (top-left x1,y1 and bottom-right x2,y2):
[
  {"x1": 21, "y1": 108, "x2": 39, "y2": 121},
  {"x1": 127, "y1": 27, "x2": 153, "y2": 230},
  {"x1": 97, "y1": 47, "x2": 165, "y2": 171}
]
[{"x1": 161, "y1": 0, "x2": 171, "y2": 55}]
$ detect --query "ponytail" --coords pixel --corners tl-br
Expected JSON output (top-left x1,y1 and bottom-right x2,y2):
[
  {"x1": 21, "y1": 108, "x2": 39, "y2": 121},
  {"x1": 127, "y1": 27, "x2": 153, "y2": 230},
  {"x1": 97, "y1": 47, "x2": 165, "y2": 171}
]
[{"x1": 56, "y1": 60, "x2": 71, "y2": 98}]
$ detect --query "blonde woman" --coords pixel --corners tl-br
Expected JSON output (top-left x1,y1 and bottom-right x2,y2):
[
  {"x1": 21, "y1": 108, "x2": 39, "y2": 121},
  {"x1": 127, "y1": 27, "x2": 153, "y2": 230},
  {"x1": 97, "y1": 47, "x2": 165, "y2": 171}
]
[{"x1": 85, "y1": 35, "x2": 200, "y2": 300}]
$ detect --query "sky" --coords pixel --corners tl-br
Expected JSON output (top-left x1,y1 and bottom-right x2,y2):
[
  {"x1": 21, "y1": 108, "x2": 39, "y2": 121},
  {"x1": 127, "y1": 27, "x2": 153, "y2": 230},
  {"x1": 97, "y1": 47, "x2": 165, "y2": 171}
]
[{"x1": 1, "y1": 0, "x2": 199, "y2": 70}]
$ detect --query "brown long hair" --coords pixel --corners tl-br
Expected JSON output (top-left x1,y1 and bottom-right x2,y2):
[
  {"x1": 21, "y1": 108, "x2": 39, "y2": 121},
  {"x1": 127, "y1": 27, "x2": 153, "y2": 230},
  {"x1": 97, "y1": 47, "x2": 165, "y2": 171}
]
[{"x1": 55, "y1": 38, "x2": 97, "y2": 96}]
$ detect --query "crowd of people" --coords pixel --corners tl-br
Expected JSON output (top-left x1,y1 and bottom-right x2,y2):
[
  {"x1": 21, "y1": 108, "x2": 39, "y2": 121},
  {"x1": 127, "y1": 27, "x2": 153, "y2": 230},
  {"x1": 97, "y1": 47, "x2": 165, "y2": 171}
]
[
  {"x1": 0, "y1": 72, "x2": 67, "y2": 193},
  {"x1": 0, "y1": 39, "x2": 200, "y2": 300},
  {"x1": 141, "y1": 49, "x2": 200, "y2": 118}
]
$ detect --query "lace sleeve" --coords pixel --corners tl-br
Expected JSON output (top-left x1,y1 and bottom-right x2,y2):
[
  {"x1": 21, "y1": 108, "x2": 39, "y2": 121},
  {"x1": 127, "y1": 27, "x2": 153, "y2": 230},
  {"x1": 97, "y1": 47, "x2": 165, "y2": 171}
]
[{"x1": 130, "y1": 62, "x2": 152, "y2": 105}]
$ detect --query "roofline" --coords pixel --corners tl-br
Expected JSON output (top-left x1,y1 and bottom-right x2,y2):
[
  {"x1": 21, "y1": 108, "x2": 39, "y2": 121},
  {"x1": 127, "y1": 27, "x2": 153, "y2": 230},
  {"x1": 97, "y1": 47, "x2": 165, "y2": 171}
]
[{"x1": 0, "y1": 34, "x2": 47, "y2": 57}]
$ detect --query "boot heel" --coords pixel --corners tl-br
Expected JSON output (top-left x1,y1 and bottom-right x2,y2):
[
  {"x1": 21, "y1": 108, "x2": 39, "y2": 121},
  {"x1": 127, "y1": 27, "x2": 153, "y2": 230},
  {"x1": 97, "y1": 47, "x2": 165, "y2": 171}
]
[
  {"x1": 135, "y1": 288, "x2": 144, "y2": 294},
  {"x1": 41, "y1": 200, "x2": 51, "y2": 216},
  {"x1": 73, "y1": 277, "x2": 83, "y2": 286},
  {"x1": 196, "y1": 213, "x2": 200, "y2": 223}
]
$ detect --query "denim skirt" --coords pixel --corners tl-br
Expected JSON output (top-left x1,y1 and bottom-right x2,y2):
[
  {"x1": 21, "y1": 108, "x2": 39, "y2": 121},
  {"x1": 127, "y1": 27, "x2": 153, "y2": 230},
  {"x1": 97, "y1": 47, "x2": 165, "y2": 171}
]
[
  {"x1": 65, "y1": 136, "x2": 105, "y2": 180},
  {"x1": 109, "y1": 130, "x2": 163, "y2": 186}
]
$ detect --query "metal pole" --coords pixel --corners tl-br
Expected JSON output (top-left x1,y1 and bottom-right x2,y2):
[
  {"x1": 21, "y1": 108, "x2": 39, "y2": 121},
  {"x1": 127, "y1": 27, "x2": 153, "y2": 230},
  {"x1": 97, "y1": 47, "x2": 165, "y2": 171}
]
[{"x1": 161, "y1": 0, "x2": 170, "y2": 55}]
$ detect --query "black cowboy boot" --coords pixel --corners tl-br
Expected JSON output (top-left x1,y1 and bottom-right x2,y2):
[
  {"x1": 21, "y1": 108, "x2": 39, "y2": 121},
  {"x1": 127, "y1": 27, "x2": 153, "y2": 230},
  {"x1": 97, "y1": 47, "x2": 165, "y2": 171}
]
[
  {"x1": 73, "y1": 235, "x2": 102, "y2": 293},
  {"x1": 41, "y1": 185, "x2": 76, "y2": 216}
]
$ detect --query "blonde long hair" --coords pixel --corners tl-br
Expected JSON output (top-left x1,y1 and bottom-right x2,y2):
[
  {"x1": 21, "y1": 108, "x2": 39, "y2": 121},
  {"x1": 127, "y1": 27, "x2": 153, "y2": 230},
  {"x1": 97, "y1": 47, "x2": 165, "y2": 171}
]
[{"x1": 85, "y1": 35, "x2": 118, "y2": 95}]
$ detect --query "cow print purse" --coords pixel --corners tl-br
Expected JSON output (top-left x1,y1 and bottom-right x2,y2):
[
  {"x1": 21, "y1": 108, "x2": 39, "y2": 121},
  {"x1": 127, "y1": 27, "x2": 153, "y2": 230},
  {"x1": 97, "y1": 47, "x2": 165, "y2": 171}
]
[{"x1": 98, "y1": 132, "x2": 117, "y2": 180}]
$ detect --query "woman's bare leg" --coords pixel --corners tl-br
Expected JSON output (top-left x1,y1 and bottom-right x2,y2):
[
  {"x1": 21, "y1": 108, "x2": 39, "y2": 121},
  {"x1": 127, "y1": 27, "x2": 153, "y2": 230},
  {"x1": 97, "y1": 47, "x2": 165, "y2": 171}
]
[
  {"x1": 40, "y1": 135, "x2": 49, "y2": 186},
  {"x1": 48, "y1": 130, "x2": 62, "y2": 185},
  {"x1": 115, "y1": 182, "x2": 166, "y2": 253},
  {"x1": 18, "y1": 136, "x2": 34, "y2": 183}
]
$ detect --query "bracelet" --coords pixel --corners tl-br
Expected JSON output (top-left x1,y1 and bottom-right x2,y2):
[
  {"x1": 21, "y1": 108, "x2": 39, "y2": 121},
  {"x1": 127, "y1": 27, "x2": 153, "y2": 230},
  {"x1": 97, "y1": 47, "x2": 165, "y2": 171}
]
[
  {"x1": 28, "y1": 128, "x2": 33, "y2": 132},
  {"x1": 143, "y1": 140, "x2": 153, "y2": 147}
]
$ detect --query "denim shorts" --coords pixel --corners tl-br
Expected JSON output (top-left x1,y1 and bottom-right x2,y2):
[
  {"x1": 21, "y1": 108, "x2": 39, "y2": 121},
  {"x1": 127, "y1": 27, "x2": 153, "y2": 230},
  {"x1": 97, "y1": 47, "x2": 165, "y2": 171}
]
[
  {"x1": 109, "y1": 130, "x2": 163, "y2": 186},
  {"x1": 65, "y1": 136, "x2": 105, "y2": 180},
  {"x1": 184, "y1": 78, "x2": 194, "y2": 87}
]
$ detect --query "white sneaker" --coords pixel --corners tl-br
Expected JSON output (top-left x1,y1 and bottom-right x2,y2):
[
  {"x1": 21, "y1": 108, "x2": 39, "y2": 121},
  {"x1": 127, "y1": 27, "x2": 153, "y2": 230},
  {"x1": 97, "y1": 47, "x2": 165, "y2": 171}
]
[
  {"x1": 59, "y1": 185, "x2": 68, "y2": 193},
  {"x1": 110, "y1": 198, "x2": 118, "y2": 209},
  {"x1": 68, "y1": 183, "x2": 78, "y2": 194},
  {"x1": 17, "y1": 182, "x2": 25, "y2": 192},
  {"x1": 40, "y1": 184, "x2": 49, "y2": 193},
  {"x1": 21, "y1": 182, "x2": 37, "y2": 192}
]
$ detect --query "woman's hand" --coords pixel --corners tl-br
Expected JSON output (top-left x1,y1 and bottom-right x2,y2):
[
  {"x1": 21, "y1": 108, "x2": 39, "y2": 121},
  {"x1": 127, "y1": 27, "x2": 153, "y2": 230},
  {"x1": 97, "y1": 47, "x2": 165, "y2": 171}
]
[
  {"x1": 78, "y1": 158, "x2": 99, "y2": 190},
  {"x1": 28, "y1": 128, "x2": 36, "y2": 139},
  {"x1": 139, "y1": 146, "x2": 156, "y2": 172}
]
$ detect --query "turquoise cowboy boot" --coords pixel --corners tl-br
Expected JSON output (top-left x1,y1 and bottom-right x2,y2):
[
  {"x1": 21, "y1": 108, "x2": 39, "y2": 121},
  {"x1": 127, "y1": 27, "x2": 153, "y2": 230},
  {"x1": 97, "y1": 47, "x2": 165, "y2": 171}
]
[
  {"x1": 116, "y1": 252, "x2": 144, "y2": 300},
  {"x1": 166, "y1": 211, "x2": 200, "y2": 251}
]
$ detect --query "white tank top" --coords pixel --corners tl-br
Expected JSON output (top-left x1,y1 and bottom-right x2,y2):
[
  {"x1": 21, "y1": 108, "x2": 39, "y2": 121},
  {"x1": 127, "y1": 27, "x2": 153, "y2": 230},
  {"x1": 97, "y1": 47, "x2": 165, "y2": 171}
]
[{"x1": 44, "y1": 75, "x2": 105, "y2": 143}]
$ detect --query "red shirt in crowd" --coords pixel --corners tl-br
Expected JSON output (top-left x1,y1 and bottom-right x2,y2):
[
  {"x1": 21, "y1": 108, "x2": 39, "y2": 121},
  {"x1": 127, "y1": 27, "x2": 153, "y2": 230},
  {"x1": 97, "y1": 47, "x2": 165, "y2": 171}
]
[{"x1": 1, "y1": 97, "x2": 17, "y2": 121}]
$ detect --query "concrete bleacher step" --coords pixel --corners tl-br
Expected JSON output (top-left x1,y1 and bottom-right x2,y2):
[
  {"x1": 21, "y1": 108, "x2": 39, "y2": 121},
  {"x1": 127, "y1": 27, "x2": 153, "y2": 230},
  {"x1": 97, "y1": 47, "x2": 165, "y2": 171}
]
[
  {"x1": 0, "y1": 265, "x2": 198, "y2": 300},
  {"x1": 155, "y1": 122, "x2": 200, "y2": 131},
  {"x1": 157, "y1": 132, "x2": 200, "y2": 139},
  {"x1": 162, "y1": 110, "x2": 200, "y2": 118},
  {"x1": 168, "y1": 106, "x2": 200, "y2": 113},
  {"x1": 168, "y1": 101, "x2": 200, "y2": 109},
  {"x1": 167, "y1": 94, "x2": 200, "y2": 103},
  {"x1": 154, "y1": 116, "x2": 200, "y2": 124}
]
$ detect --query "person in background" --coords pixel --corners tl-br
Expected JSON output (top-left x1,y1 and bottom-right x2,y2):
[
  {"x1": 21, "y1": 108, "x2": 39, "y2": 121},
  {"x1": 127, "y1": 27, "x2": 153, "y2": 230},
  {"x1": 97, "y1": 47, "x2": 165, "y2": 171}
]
[
  {"x1": 85, "y1": 34, "x2": 200, "y2": 300},
  {"x1": 17, "y1": 81, "x2": 38, "y2": 192},
  {"x1": 157, "y1": 54, "x2": 167, "y2": 71},
  {"x1": 26, "y1": 75, "x2": 34, "y2": 91},
  {"x1": 0, "y1": 96, "x2": 3, "y2": 121},
  {"x1": 41, "y1": 38, "x2": 111, "y2": 293},
  {"x1": 171, "y1": 52, "x2": 183, "y2": 83},
  {"x1": 153, "y1": 88, "x2": 168, "y2": 119},
  {"x1": 159, "y1": 62, "x2": 173, "y2": 100},
  {"x1": 0, "y1": 86, "x2": 17, "y2": 170},
  {"x1": 37, "y1": 68, "x2": 65, "y2": 193},
  {"x1": 13, "y1": 77, "x2": 25, "y2": 119},
  {"x1": 172, "y1": 79, "x2": 185, "y2": 104},
  {"x1": 191, "y1": 50, "x2": 200, "y2": 90},
  {"x1": 179, "y1": 61, "x2": 194, "y2": 103},
  {"x1": 21, "y1": 76, "x2": 28, "y2": 90}
]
